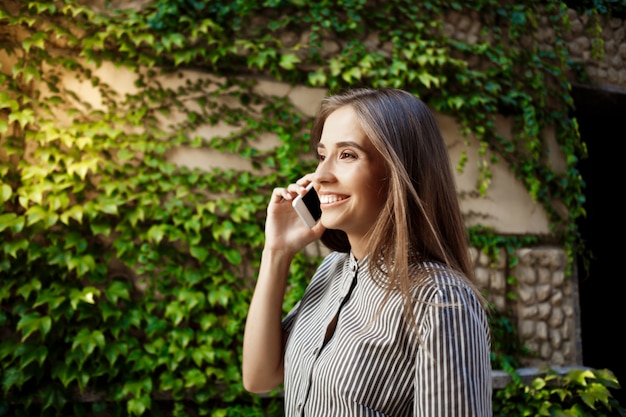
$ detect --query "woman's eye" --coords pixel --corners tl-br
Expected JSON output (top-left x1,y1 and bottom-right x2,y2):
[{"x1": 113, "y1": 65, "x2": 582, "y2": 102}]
[
  {"x1": 317, "y1": 154, "x2": 326, "y2": 161},
  {"x1": 340, "y1": 151, "x2": 356, "y2": 159}
]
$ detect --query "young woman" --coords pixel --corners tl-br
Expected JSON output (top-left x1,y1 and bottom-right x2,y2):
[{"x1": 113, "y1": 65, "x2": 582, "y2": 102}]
[{"x1": 242, "y1": 88, "x2": 492, "y2": 416}]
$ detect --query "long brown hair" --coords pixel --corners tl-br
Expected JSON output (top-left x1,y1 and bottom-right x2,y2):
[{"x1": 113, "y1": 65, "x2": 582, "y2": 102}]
[{"x1": 310, "y1": 88, "x2": 486, "y2": 307}]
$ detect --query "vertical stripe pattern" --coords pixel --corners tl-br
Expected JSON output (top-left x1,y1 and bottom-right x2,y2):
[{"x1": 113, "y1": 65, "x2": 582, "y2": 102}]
[{"x1": 282, "y1": 251, "x2": 492, "y2": 417}]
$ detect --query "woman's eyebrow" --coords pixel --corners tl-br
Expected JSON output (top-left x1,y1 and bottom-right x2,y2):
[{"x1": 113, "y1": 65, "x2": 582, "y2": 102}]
[{"x1": 316, "y1": 141, "x2": 367, "y2": 152}]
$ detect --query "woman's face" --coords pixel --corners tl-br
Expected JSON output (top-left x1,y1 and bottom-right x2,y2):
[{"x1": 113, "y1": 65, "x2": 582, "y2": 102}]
[{"x1": 314, "y1": 106, "x2": 388, "y2": 248}]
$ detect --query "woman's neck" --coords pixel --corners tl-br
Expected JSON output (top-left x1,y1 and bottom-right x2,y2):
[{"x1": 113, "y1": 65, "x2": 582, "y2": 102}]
[{"x1": 347, "y1": 235, "x2": 368, "y2": 260}]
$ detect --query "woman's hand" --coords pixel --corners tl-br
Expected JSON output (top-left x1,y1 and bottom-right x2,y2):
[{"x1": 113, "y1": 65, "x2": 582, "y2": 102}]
[{"x1": 263, "y1": 175, "x2": 325, "y2": 256}]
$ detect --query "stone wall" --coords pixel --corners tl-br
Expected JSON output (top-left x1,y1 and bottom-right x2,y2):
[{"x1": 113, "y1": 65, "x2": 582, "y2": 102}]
[
  {"x1": 473, "y1": 246, "x2": 580, "y2": 367},
  {"x1": 444, "y1": 8, "x2": 626, "y2": 90}
]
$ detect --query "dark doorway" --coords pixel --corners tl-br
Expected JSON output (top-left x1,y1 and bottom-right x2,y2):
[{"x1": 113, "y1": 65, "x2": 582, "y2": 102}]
[{"x1": 572, "y1": 84, "x2": 626, "y2": 409}]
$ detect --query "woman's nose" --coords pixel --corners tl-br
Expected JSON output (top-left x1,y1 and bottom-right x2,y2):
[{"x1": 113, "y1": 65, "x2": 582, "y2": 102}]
[{"x1": 313, "y1": 160, "x2": 335, "y2": 183}]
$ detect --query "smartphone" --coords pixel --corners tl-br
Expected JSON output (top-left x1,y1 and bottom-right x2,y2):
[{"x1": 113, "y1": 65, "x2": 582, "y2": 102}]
[{"x1": 292, "y1": 182, "x2": 321, "y2": 228}]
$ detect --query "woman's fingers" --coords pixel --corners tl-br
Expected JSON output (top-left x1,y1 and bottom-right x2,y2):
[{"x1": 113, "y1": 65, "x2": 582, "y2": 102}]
[{"x1": 271, "y1": 187, "x2": 295, "y2": 204}]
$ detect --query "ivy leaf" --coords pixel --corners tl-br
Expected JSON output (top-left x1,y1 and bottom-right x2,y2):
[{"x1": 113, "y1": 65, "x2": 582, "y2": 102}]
[
  {"x1": 1, "y1": 367, "x2": 25, "y2": 393},
  {"x1": 224, "y1": 248, "x2": 242, "y2": 265},
  {"x1": 212, "y1": 220, "x2": 235, "y2": 242},
  {"x1": 329, "y1": 57, "x2": 343, "y2": 76},
  {"x1": 133, "y1": 33, "x2": 154, "y2": 47},
  {"x1": 67, "y1": 254, "x2": 96, "y2": 277},
  {"x1": 33, "y1": 286, "x2": 66, "y2": 312},
  {"x1": 198, "y1": 313, "x2": 217, "y2": 332},
  {"x1": 17, "y1": 343, "x2": 48, "y2": 368},
  {"x1": 208, "y1": 285, "x2": 232, "y2": 307},
  {"x1": 0, "y1": 183, "x2": 12, "y2": 204},
  {"x1": 530, "y1": 377, "x2": 547, "y2": 390},
  {"x1": 103, "y1": 341, "x2": 128, "y2": 367},
  {"x1": 0, "y1": 281, "x2": 14, "y2": 303},
  {"x1": 69, "y1": 286, "x2": 99, "y2": 309},
  {"x1": 143, "y1": 338, "x2": 165, "y2": 356},
  {"x1": 89, "y1": 220, "x2": 111, "y2": 236},
  {"x1": 39, "y1": 384, "x2": 66, "y2": 413},
  {"x1": 177, "y1": 289, "x2": 204, "y2": 312},
  {"x1": 147, "y1": 224, "x2": 165, "y2": 243},
  {"x1": 0, "y1": 92, "x2": 19, "y2": 111},
  {"x1": 30, "y1": 2, "x2": 57, "y2": 14},
  {"x1": 47, "y1": 193, "x2": 70, "y2": 211},
  {"x1": 389, "y1": 59, "x2": 408, "y2": 76},
  {"x1": 106, "y1": 281, "x2": 131, "y2": 304},
  {"x1": 567, "y1": 368, "x2": 596, "y2": 385},
  {"x1": 184, "y1": 216, "x2": 201, "y2": 234},
  {"x1": 183, "y1": 268, "x2": 204, "y2": 286},
  {"x1": 279, "y1": 53, "x2": 301, "y2": 70},
  {"x1": 447, "y1": 96, "x2": 465, "y2": 110},
  {"x1": 67, "y1": 158, "x2": 99, "y2": 180},
  {"x1": 60, "y1": 205, "x2": 84, "y2": 225},
  {"x1": 248, "y1": 53, "x2": 267, "y2": 70},
  {"x1": 52, "y1": 363, "x2": 90, "y2": 390},
  {"x1": 94, "y1": 197, "x2": 120, "y2": 215},
  {"x1": 190, "y1": 245, "x2": 209, "y2": 262},
  {"x1": 126, "y1": 206, "x2": 145, "y2": 227},
  {"x1": 161, "y1": 33, "x2": 185, "y2": 51},
  {"x1": 308, "y1": 69, "x2": 327, "y2": 87},
  {"x1": 117, "y1": 148, "x2": 135, "y2": 161},
  {"x1": 174, "y1": 49, "x2": 196, "y2": 66},
  {"x1": 0, "y1": 212, "x2": 24, "y2": 233},
  {"x1": 165, "y1": 301, "x2": 185, "y2": 326},
  {"x1": 16, "y1": 313, "x2": 52, "y2": 342},
  {"x1": 159, "y1": 371, "x2": 184, "y2": 392},
  {"x1": 417, "y1": 72, "x2": 439, "y2": 88},
  {"x1": 128, "y1": 395, "x2": 151, "y2": 416},
  {"x1": 22, "y1": 31, "x2": 47, "y2": 53},
  {"x1": 71, "y1": 328, "x2": 105, "y2": 356},
  {"x1": 2, "y1": 239, "x2": 29, "y2": 258},
  {"x1": 191, "y1": 347, "x2": 214, "y2": 367},
  {"x1": 342, "y1": 66, "x2": 362, "y2": 83},
  {"x1": 183, "y1": 368, "x2": 207, "y2": 388},
  {"x1": 100, "y1": 303, "x2": 122, "y2": 323},
  {"x1": 7, "y1": 108, "x2": 35, "y2": 128},
  {"x1": 25, "y1": 205, "x2": 58, "y2": 227},
  {"x1": 81, "y1": 286, "x2": 100, "y2": 304},
  {"x1": 16, "y1": 279, "x2": 42, "y2": 300},
  {"x1": 581, "y1": 383, "x2": 611, "y2": 408}
]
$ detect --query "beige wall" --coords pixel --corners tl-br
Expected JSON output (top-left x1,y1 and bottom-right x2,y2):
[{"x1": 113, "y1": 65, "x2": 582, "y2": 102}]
[
  {"x1": 34, "y1": 61, "x2": 553, "y2": 235},
  {"x1": 9, "y1": 3, "x2": 624, "y2": 237}
]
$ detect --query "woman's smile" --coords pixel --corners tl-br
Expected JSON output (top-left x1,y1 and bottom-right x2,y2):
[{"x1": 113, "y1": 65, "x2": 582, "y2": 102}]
[{"x1": 319, "y1": 193, "x2": 348, "y2": 205}]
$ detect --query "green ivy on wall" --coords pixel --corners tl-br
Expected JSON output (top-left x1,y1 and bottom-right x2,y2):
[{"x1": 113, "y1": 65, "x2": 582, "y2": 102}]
[{"x1": 0, "y1": 0, "x2": 624, "y2": 416}]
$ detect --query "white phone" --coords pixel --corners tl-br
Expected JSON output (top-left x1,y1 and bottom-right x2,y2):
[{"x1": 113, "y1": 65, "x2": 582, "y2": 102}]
[{"x1": 292, "y1": 182, "x2": 321, "y2": 228}]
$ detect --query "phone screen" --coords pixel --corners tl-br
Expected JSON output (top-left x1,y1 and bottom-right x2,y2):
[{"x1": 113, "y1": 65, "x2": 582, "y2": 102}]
[
  {"x1": 301, "y1": 188, "x2": 321, "y2": 220},
  {"x1": 292, "y1": 184, "x2": 321, "y2": 227}
]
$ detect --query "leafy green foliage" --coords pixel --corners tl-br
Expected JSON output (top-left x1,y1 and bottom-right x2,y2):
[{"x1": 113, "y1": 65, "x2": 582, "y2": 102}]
[
  {"x1": 0, "y1": 0, "x2": 623, "y2": 415},
  {"x1": 489, "y1": 307, "x2": 535, "y2": 373},
  {"x1": 494, "y1": 367, "x2": 626, "y2": 417}
]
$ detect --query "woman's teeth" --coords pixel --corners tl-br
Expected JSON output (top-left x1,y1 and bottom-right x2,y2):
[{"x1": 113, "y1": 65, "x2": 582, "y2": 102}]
[{"x1": 320, "y1": 195, "x2": 345, "y2": 204}]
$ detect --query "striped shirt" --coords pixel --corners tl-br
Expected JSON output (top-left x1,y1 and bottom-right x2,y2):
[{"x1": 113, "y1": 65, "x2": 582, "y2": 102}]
[{"x1": 282, "y1": 251, "x2": 492, "y2": 417}]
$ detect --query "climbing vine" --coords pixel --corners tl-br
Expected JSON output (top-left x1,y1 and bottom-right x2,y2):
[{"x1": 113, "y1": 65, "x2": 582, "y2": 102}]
[{"x1": 0, "y1": 0, "x2": 624, "y2": 416}]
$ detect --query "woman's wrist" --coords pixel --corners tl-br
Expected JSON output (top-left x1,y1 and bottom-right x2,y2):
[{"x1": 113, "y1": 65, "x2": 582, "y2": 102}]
[{"x1": 261, "y1": 247, "x2": 296, "y2": 264}]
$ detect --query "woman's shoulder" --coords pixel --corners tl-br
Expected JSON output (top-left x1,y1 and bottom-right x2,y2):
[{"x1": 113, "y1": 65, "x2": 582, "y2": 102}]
[
  {"x1": 309, "y1": 251, "x2": 352, "y2": 281},
  {"x1": 316, "y1": 250, "x2": 350, "y2": 269},
  {"x1": 322, "y1": 250, "x2": 349, "y2": 263},
  {"x1": 410, "y1": 261, "x2": 478, "y2": 304}
]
